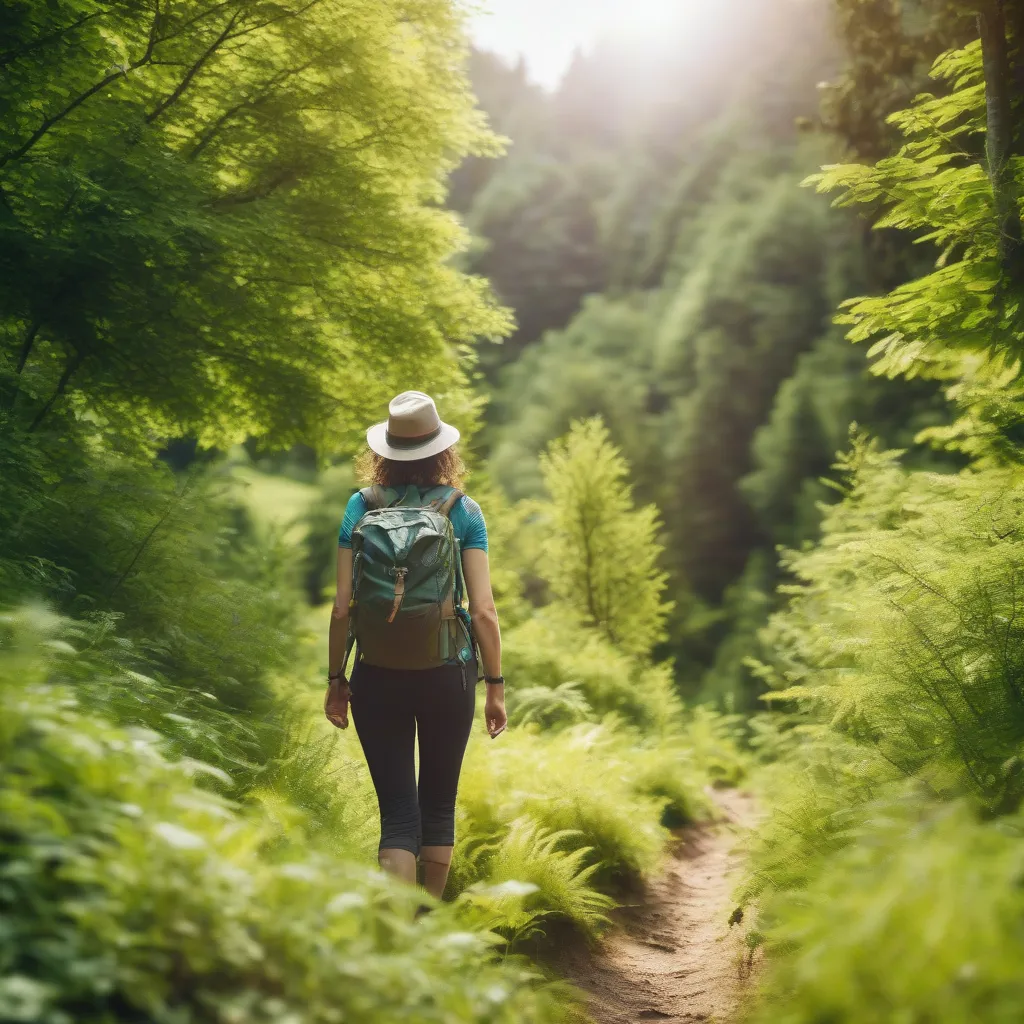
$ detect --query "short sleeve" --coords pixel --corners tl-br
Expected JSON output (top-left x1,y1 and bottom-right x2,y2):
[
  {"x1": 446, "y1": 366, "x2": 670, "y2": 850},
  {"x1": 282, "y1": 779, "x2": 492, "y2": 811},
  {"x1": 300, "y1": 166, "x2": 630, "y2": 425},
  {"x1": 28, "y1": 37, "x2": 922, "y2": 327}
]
[
  {"x1": 453, "y1": 495, "x2": 488, "y2": 552},
  {"x1": 337, "y1": 491, "x2": 368, "y2": 548}
]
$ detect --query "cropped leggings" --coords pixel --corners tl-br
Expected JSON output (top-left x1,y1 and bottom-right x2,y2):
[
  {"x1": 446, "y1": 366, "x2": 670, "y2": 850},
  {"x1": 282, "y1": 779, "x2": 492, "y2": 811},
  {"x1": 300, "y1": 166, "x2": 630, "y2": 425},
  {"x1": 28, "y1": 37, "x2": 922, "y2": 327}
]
[{"x1": 350, "y1": 659, "x2": 477, "y2": 855}]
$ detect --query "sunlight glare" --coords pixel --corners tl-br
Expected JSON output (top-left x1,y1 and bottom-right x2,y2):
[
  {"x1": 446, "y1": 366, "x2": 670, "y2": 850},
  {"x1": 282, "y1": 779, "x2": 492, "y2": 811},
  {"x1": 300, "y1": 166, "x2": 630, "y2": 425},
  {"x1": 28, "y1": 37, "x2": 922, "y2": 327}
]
[{"x1": 605, "y1": 0, "x2": 709, "y2": 44}]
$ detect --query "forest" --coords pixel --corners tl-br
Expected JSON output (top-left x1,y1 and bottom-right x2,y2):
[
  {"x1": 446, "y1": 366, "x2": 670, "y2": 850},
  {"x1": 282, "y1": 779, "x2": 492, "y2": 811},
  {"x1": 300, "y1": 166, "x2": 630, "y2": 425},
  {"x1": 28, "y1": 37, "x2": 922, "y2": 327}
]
[{"x1": 1, "y1": 0, "x2": 1023, "y2": 1021}]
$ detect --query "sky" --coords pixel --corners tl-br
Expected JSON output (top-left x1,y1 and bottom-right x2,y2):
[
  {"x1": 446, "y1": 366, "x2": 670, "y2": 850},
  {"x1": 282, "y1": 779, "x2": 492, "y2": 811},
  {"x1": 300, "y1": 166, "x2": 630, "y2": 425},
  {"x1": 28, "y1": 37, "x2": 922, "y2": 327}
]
[{"x1": 468, "y1": 0, "x2": 694, "y2": 89}]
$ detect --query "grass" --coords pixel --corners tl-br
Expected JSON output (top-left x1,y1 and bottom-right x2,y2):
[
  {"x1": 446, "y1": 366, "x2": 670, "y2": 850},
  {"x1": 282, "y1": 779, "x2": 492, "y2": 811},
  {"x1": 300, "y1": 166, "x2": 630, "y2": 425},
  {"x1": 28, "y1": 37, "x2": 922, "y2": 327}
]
[{"x1": 230, "y1": 461, "x2": 320, "y2": 544}]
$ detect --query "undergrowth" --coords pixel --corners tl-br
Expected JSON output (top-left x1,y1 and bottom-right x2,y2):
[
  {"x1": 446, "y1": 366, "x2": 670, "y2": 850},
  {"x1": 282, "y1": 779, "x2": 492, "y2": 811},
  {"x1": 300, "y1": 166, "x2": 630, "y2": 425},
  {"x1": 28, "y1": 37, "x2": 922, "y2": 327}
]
[{"x1": 0, "y1": 608, "x2": 577, "y2": 1024}]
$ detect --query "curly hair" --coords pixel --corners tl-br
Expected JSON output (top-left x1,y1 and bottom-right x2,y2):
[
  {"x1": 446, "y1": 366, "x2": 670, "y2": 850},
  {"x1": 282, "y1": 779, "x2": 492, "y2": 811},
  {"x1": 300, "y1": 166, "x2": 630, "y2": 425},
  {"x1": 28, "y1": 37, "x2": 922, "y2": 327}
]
[{"x1": 354, "y1": 444, "x2": 465, "y2": 489}]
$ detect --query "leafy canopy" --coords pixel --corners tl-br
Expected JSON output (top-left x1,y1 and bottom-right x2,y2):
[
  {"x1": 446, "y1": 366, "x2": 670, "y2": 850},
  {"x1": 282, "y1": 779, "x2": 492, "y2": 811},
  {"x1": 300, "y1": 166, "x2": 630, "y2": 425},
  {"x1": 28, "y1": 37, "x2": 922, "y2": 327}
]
[
  {"x1": 0, "y1": 0, "x2": 508, "y2": 450},
  {"x1": 805, "y1": 40, "x2": 1024, "y2": 461}
]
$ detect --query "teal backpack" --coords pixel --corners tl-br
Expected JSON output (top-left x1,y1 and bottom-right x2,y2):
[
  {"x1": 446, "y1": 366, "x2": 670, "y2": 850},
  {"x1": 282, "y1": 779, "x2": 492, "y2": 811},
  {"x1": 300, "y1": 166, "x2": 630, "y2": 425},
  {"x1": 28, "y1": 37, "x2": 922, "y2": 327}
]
[{"x1": 344, "y1": 484, "x2": 475, "y2": 678}]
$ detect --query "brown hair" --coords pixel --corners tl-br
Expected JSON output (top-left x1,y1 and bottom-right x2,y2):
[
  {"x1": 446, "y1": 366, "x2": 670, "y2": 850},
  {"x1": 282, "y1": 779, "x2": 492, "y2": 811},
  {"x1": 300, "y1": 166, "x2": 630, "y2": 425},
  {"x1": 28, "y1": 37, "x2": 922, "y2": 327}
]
[{"x1": 355, "y1": 445, "x2": 465, "y2": 489}]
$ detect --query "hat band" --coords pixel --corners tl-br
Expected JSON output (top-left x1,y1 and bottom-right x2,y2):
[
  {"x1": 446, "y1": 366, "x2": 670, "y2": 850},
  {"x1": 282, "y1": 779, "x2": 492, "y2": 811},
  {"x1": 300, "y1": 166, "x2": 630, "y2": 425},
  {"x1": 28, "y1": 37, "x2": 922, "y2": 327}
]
[{"x1": 385, "y1": 424, "x2": 443, "y2": 450}]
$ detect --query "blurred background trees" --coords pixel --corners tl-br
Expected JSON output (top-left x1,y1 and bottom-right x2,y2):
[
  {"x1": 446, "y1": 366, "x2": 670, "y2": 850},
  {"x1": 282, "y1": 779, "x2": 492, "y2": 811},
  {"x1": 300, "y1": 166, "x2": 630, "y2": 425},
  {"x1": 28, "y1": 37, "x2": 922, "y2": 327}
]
[{"x1": 464, "y1": 0, "x2": 968, "y2": 707}]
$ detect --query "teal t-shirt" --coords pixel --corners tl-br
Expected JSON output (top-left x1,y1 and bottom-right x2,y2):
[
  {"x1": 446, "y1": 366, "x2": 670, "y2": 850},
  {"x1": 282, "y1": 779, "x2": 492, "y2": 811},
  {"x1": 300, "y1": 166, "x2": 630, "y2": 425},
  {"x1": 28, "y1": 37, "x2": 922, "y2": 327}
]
[{"x1": 337, "y1": 488, "x2": 488, "y2": 552}]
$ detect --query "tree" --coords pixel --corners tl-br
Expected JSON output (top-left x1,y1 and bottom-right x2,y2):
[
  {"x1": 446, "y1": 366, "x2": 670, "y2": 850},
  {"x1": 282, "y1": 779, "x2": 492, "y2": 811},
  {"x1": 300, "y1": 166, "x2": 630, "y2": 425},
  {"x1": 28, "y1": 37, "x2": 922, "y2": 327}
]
[
  {"x1": 0, "y1": 0, "x2": 507, "y2": 451},
  {"x1": 806, "y1": 34, "x2": 1024, "y2": 461},
  {"x1": 539, "y1": 418, "x2": 671, "y2": 657},
  {"x1": 822, "y1": 0, "x2": 971, "y2": 161}
]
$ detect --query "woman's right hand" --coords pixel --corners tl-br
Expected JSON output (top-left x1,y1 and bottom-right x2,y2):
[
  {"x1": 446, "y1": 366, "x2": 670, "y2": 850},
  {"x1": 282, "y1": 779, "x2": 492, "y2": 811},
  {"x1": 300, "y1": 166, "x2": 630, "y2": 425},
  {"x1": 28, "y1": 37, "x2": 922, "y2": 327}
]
[{"x1": 324, "y1": 677, "x2": 351, "y2": 729}]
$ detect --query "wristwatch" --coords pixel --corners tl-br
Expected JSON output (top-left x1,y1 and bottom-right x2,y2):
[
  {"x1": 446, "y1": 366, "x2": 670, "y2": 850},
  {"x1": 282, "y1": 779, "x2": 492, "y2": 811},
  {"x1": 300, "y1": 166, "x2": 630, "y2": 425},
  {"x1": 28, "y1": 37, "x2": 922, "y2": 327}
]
[{"x1": 484, "y1": 674, "x2": 505, "y2": 686}]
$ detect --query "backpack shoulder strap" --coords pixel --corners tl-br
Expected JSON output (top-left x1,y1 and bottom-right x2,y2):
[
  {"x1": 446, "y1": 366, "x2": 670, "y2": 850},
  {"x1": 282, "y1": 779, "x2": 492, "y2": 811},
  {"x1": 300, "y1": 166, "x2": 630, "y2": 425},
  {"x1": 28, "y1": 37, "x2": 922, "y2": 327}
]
[
  {"x1": 360, "y1": 485, "x2": 396, "y2": 511},
  {"x1": 431, "y1": 487, "x2": 463, "y2": 519}
]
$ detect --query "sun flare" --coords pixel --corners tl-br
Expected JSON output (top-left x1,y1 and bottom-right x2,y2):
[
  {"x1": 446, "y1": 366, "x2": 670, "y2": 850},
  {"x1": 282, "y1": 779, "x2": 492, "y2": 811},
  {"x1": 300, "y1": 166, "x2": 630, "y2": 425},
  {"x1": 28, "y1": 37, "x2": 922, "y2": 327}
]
[{"x1": 605, "y1": 0, "x2": 709, "y2": 43}]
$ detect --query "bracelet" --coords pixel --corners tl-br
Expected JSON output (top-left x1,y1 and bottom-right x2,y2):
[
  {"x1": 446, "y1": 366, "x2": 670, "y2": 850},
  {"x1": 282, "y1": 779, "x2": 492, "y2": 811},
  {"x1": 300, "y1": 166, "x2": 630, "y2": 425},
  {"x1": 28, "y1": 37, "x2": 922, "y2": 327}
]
[{"x1": 485, "y1": 675, "x2": 504, "y2": 686}]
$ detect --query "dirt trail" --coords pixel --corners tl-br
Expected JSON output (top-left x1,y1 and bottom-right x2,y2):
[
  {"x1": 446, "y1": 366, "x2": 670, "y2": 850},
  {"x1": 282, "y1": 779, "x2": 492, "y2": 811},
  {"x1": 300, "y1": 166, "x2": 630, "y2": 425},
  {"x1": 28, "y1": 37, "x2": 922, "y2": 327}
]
[{"x1": 556, "y1": 788, "x2": 760, "y2": 1024}]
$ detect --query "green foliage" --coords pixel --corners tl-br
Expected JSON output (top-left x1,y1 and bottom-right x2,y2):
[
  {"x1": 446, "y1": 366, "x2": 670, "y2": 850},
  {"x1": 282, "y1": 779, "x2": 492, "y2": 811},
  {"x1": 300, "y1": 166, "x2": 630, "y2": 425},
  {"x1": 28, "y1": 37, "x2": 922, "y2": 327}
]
[
  {"x1": 457, "y1": 818, "x2": 615, "y2": 943},
  {"x1": 740, "y1": 443, "x2": 1024, "y2": 1019},
  {"x1": 0, "y1": 0, "x2": 506, "y2": 450},
  {"x1": 736, "y1": 20, "x2": 1024, "y2": 1017},
  {"x1": 298, "y1": 463, "x2": 355, "y2": 604},
  {"x1": 473, "y1": 6, "x2": 976, "y2": 708},
  {"x1": 454, "y1": 721, "x2": 672, "y2": 892},
  {"x1": 821, "y1": 0, "x2": 971, "y2": 161},
  {"x1": 508, "y1": 680, "x2": 593, "y2": 729},
  {"x1": 540, "y1": 418, "x2": 670, "y2": 657},
  {"x1": 0, "y1": 433, "x2": 311, "y2": 788},
  {"x1": 502, "y1": 615, "x2": 682, "y2": 732},
  {"x1": 747, "y1": 797, "x2": 1024, "y2": 1024},
  {"x1": 0, "y1": 0, "x2": 757, "y2": 1013},
  {"x1": 806, "y1": 39, "x2": 1024, "y2": 462},
  {"x1": 0, "y1": 608, "x2": 574, "y2": 1024},
  {"x1": 484, "y1": 149, "x2": 916, "y2": 705},
  {"x1": 757, "y1": 437, "x2": 1024, "y2": 811},
  {"x1": 467, "y1": 155, "x2": 609, "y2": 369}
]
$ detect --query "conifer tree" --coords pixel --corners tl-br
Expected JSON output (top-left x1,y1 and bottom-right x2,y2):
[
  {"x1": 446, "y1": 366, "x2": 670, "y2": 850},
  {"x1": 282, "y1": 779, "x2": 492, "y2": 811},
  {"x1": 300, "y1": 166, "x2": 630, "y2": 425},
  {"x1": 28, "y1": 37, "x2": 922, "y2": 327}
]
[{"x1": 539, "y1": 418, "x2": 671, "y2": 657}]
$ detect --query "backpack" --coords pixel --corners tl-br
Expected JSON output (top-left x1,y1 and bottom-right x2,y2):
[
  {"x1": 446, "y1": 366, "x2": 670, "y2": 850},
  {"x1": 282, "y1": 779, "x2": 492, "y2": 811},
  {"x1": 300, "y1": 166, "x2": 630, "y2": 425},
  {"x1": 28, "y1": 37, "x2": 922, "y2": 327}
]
[{"x1": 344, "y1": 484, "x2": 475, "y2": 675}]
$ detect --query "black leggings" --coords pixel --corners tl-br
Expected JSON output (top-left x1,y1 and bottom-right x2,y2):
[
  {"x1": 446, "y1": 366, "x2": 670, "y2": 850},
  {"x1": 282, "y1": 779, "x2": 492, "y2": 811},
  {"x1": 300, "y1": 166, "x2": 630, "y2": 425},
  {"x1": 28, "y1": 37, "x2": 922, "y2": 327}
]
[{"x1": 350, "y1": 659, "x2": 476, "y2": 856}]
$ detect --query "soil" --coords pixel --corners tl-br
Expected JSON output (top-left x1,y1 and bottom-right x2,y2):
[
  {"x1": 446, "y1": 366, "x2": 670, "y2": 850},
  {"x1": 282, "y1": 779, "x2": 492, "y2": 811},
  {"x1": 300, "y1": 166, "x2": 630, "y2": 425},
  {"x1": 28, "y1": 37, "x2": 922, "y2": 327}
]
[{"x1": 554, "y1": 788, "x2": 761, "y2": 1024}]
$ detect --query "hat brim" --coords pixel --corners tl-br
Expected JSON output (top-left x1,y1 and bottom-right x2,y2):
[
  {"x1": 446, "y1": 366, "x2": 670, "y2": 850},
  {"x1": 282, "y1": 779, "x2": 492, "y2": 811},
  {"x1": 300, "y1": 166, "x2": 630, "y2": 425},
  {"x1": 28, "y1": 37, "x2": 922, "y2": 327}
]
[{"x1": 366, "y1": 421, "x2": 460, "y2": 462}]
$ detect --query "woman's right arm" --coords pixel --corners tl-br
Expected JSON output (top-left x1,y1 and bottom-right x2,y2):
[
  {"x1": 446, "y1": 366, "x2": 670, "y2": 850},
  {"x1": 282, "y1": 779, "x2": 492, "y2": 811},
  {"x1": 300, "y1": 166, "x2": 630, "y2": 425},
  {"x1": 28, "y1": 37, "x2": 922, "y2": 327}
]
[{"x1": 325, "y1": 545, "x2": 354, "y2": 729}]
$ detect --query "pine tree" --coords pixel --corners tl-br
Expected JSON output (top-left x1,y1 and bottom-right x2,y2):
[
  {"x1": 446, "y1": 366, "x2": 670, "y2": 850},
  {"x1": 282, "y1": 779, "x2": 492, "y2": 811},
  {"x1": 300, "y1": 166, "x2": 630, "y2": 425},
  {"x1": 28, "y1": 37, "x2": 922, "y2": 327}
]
[{"x1": 539, "y1": 418, "x2": 671, "y2": 657}]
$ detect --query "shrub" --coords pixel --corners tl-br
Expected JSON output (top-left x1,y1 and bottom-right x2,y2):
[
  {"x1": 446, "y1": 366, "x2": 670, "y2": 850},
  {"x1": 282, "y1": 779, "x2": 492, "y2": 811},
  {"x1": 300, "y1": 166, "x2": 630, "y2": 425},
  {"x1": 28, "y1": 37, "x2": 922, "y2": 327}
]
[
  {"x1": 0, "y1": 608, "x2": 575, "y2": 1024},
  {"x1": 747, "y1": 797, "x2": 1024, "y2": 1024},
  {"x1": 502, "y1": 614, "x2": 683, "y2": 732},
  {"x1": 457, "y1": 818, "x2": 615, "y2": 943}
]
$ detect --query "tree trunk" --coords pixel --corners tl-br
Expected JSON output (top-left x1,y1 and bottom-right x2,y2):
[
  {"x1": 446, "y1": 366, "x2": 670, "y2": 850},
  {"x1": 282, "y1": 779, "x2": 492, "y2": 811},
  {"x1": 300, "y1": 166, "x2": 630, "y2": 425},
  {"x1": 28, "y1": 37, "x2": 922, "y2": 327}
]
[
  {"x1": 978, "y1": 1, "x2": 1023, "y2": 277},
  {"x1": 1008, "y1": 0, "x2": 1024, "y2": 156}
]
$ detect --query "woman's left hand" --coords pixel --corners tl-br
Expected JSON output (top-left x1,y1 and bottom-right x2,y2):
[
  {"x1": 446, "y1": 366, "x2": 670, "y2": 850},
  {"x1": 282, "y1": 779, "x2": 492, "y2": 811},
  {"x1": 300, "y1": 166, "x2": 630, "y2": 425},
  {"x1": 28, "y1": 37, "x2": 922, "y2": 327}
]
[
  {"x1": 324, "y1": 677, "x2": 351, "y2": 729},
  {"x1": 484, "y1": 689, "x2": 507, "y2": 738}
]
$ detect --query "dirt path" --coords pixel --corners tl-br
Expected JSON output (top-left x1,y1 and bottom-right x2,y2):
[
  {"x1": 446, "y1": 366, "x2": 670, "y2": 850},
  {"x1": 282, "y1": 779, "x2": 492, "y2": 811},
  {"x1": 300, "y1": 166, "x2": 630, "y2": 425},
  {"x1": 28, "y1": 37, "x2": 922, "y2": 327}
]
[{"x1": 556, "y1": 788, "x2": 760, "y2": 1024}]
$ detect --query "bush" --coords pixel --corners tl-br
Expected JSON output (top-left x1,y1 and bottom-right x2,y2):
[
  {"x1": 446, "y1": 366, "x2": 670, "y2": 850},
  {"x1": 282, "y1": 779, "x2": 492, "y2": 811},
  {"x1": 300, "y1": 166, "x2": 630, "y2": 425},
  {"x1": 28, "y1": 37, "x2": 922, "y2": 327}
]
[
  {"x1": 0, "y1": 608, "x2": 575, "y2": 1024},
  {"x1": 0, "y1": 436, "x2": 307, "y2": 792},
  {"x1": 453, "y1": 717, "x2": 713, "y2": 895},
  {"x1": 457, "y1": 818, "x2": 615, "y2": 943},
  {"x1": 502, "y1": 614, "x2": 684, "y2": 732},
  {"x1": 747, "y1": 797, "x2": 1024, "y2": 1024},
  {"x1": 741, "y1": 441, "x2": 1024, "y2": 1021}
]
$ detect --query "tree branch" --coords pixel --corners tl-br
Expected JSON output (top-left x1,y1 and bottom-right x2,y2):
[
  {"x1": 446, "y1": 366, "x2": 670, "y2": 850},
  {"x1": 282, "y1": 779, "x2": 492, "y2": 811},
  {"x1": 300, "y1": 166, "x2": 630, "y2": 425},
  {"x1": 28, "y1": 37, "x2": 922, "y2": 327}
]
[
  {"x1": 206, "y1": 165, "x2": 303, "y2": 208},
  {"x1": 0, "y1": 3, "x2": 164, "y2": 170},
  {"x1": 187, "y1": 59, "x2": 318, "y2": 161},
  {"x1": 0, "y1": 9, "x2": 109, "y2": 67},
  {"x1": 144, "y1": 9, "x2": 242, "y2": 124},
  {"x1": 14, "y1": 319, "x2": 41, "y2": 375},
  {"x1": 27, "y1": 348, "x2": 84, "y2": 432}
]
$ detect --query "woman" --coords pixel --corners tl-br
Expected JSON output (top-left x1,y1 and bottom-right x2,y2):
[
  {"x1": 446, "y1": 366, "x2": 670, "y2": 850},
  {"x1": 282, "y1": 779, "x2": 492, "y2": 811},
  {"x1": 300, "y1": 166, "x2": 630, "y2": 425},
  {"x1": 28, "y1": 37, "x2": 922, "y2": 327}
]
[{"x1": 323, "y1": 390, "x2": 507, "y2": 899}]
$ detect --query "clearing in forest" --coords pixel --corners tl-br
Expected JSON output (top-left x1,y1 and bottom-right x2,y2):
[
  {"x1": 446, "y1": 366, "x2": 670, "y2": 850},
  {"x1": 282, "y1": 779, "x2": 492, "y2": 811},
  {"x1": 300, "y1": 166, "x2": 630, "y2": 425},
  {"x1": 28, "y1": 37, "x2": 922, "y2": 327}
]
[{"x1": 557, "y1": 789, "x2": 759, "y2": 1024}]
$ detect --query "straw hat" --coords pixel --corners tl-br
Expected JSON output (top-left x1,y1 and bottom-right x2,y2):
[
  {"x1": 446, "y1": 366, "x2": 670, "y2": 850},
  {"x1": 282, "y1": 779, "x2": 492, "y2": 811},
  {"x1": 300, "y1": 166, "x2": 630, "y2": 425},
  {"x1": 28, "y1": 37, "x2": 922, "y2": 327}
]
[{"x1": 366, "y1": 391, "x2": 460, "y2": 462}]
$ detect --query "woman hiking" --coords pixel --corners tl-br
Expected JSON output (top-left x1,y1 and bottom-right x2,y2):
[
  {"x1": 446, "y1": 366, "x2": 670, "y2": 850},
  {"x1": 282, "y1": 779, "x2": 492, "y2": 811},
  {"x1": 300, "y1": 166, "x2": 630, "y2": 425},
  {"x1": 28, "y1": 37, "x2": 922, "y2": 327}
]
[{"x1": 324, "y1": 390, "x2": 507, "y2": 899}]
